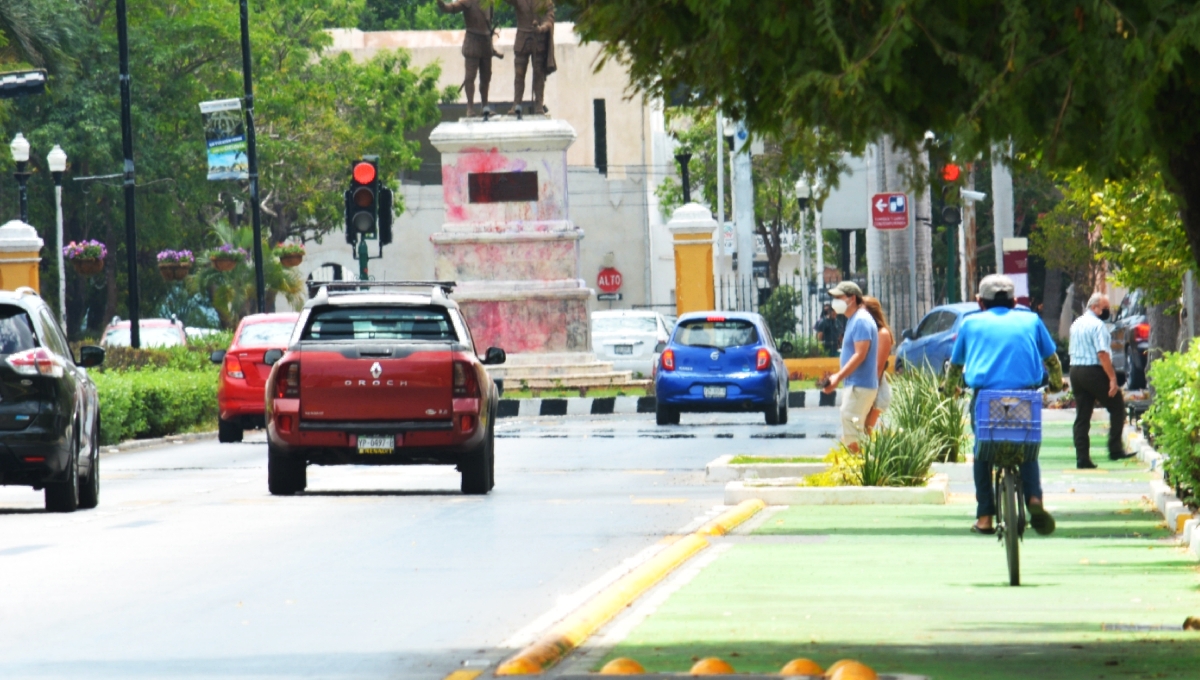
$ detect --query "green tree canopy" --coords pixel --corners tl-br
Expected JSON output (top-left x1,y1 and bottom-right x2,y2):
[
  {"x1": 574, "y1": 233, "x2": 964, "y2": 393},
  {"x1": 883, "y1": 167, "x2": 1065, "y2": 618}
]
[{"x1": 565, "y1": 1, "x2": 1200, "y2": 272}]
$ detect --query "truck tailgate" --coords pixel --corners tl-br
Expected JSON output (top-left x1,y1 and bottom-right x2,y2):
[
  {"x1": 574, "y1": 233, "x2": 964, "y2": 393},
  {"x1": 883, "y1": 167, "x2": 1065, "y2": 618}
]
[{"x1": 299, "y1": 343, "x2": 454, "y2": 423}]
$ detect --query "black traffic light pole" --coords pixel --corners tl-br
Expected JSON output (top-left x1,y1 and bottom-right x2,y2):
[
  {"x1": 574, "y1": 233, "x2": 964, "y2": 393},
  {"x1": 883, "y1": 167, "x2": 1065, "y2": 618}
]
[
  {"x1": 116, "y1": 0, "x2": 141, "y2": 349},
  {"x1": 240, "y1": 0, "x2": 266, "y2": 313}
]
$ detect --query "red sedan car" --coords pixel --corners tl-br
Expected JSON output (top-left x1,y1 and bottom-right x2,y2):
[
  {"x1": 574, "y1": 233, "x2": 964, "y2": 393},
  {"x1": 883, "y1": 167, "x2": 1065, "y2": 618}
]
[{"x1": 210, "y1": 313, "x2": 300, "y2": 442}]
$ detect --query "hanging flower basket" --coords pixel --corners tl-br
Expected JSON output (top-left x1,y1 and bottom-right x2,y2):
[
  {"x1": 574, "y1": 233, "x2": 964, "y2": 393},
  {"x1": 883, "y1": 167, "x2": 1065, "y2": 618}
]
[
  {"x1": 208, "y1": 244, "x2": 248, "y2": 272},
  {"x1": 157, "y1": 249, "x2": 194, "y2": 282},
  {"x1": 276, "y1": 242, "x2": 306, "y2": 268},
  {"x1": 63, "y1": 240, "x2": 107, "y2": 277}
]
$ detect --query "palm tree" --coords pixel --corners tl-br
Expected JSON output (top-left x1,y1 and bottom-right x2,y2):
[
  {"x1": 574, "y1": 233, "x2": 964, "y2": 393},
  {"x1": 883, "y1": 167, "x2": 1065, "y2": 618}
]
[
  {"x1": 0, "y1": 0, "x2": 74, "y2": 70},
  {"x1": 189, "y1": 220, "x2": 304, "y2": 329}
]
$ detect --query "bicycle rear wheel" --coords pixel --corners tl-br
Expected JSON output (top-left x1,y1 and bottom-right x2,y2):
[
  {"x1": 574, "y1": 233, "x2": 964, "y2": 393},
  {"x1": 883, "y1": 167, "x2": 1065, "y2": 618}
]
[{"x1": 1001, "y1": 468, "x2": 1021, "y2": 586}]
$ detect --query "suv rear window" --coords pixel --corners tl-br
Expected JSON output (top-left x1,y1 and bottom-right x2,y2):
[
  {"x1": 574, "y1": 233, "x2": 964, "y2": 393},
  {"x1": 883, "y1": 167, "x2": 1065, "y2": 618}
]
[
  {"x1": 303, "y1": 306, "x2": 457, "y2": 342},
  {"x1": 0, "y1": 306, "x2": 37, "y2": 355},
  {"x1": 674, "y1": 318, "x2": 759, "y2": 349}
]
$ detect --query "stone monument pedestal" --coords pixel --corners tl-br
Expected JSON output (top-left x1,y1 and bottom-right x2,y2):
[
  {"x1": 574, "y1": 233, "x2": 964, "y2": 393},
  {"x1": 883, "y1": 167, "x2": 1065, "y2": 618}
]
[{"x1": 429, "y1": 118, "x2": 592, "y2": 356}]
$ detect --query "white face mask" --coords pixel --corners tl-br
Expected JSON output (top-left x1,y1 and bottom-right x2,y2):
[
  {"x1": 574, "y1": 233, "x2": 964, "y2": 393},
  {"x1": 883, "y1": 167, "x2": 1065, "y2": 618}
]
[{"x1": 831, "y1": 298, "x2": 848, "y2": 315}]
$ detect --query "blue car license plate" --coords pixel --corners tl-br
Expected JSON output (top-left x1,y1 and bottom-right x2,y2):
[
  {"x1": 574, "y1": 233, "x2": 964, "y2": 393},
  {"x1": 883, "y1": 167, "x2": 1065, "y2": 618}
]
[{"x1": 703, "y1": 386, "x2": 726, "y2": 399}]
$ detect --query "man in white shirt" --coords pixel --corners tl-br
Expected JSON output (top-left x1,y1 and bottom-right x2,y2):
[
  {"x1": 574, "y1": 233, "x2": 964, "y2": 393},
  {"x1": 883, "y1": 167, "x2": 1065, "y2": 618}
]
[{"x1": 1068, "y1": 293, "x2": 1134, "y2": 468}]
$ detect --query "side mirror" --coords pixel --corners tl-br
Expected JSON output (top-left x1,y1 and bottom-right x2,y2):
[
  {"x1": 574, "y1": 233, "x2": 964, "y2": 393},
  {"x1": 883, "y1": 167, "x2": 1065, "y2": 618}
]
[
  {"x1": 210, "y1": 350, "x2": 227, "y2": 365},
  {"x1": 902, "y1": 329, "x2": 915, "y2": 341},
  {"x1": 482, "y1": 347, "x2": 506, "y2": 365},
  {"x1": 77, "y1": 345, "x2": 105, "y2": 368},
  {"x1": 654, "y1": 341, "x2": 667, "y2": 353},
  {"x1": 779, "y1": 341, "x2": 794, "y2": 355},
  {"x1": 263, "y1": 349, "x2": 284, "y2": 366}
]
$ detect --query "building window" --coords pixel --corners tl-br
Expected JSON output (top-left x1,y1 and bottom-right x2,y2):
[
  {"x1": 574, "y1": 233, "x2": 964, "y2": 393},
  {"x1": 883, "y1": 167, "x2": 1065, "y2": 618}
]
[{"x1": 593, "y1": 98, "x2": 608, "y2": 176}]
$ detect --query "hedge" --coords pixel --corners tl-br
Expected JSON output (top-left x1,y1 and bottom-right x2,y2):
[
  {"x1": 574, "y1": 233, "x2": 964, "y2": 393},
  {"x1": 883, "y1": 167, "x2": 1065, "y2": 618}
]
[
  {"x1": 92, "y1": 369, "x2": 219, "y2": 445},
  {"x1": 1144, "y1": 343, "x2": 1200, "y2": 507}
]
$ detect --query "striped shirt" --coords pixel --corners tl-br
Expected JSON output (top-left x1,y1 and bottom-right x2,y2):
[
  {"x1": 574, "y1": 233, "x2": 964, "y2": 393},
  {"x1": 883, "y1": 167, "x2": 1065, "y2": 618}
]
[{"x1": 1069, "y1": 310, "x2": 1111, "y2": 366}]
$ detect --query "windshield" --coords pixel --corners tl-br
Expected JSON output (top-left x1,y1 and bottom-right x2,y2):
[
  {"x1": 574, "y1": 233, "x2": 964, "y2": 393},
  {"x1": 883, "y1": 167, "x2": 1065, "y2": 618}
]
[
  {"x1": 674, "y1": 319, "x2": 759, "y2": 349},
  {"x1": 0, "y1": 306, "x2": 36, "y2": 355},
  {"x1": 104, "y1": 327, "x2": 185, "y2": 348},
  {"x1": 237, "y1": 321, "x2": 296, "y2": 348},
  {"x1": 303, "y1": 306, "x2": 457, "y2": 342},
  {"x1": 594, "y1": 316, "x2": 657, "y2": 335}
]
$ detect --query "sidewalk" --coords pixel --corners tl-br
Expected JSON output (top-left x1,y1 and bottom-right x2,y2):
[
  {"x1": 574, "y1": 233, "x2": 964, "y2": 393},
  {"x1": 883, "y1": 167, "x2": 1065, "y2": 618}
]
[{"x1": 590, "y1": 420, "x2": 1200, "y2": 679}]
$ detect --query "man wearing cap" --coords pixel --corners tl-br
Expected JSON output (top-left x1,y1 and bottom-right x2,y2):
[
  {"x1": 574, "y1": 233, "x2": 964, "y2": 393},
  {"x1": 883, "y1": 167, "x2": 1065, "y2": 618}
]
[
  {"x1": 821, "y1": 281, "x2": 878, "y2": 452},
  {"x1": 944, "y1": 274, "x2": 1064, "y2": 535},
  {"x1": 1068, "y1": 292, "x2": 1134, "y2": 468}
]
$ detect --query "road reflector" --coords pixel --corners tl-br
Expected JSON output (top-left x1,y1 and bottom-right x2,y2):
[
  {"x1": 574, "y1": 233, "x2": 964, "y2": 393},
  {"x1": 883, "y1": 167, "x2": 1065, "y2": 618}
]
[
  {"x1": 599, "y1": 657, "x2": 646, "y2": 674},
  {"x1": 780, "y1": 658, "x2": 824, "y2": 675},
  {"x1": 689, "y1": 657, "x2": 735, "y2": 674}
]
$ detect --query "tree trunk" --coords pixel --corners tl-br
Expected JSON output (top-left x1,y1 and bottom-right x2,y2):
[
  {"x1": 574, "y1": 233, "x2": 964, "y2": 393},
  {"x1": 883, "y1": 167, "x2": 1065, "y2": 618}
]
[
  {"x1": 1042, "y1": 268, "x2": 1063, "y2": 334},
  {"x1": 1182, "y1": 271, "x2": 1200, "y2": 352},
  {"x1": 1147, "y1": 301, "x2": 1180, "y2": 369}
]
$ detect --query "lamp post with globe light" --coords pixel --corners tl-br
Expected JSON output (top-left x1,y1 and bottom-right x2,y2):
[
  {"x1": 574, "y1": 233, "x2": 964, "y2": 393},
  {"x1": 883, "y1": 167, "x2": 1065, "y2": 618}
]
[
  {"x1": 10, "y1": 133, "x2": 30, "y2": 223},
  {"x1": 48, "y1": 145, "x2": 68, "y2": 328}
]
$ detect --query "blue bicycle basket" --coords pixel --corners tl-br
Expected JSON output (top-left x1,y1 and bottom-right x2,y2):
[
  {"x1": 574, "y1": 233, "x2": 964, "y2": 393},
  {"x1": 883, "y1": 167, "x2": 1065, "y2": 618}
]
[{"x1": 975, "y1": 390, "x2": 1042, "y2": 464}]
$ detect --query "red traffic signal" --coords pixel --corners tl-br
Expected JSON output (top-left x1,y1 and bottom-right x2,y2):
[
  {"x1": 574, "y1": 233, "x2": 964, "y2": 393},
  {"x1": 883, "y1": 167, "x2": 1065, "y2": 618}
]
[
  {"x1": 353, "y1": 161, "x2": 376, "y2": 185},
  {"x1": 941, "y1": 163, "x2": 961, "y2": 183},
  {"x1": 345, "y1": 157, "x2": 380, "y2": 244}
]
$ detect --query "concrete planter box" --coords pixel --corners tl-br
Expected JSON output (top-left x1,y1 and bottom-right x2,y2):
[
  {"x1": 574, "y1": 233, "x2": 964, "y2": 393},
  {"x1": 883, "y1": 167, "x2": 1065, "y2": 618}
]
[
  {"x1": 706, "y1": 454, "x2": 830, "y2": 483},
  {"x1": 725, "y1": 475, "x2": 949, "y2": 505}
]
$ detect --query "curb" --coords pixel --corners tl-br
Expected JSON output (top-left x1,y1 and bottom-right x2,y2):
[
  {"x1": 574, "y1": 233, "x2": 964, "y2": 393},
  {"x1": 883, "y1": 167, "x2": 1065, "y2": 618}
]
[
  {"x1": 725, "y1": 475, "x2": 949, "y2": 506},
  {"x1": 101, "y1": 430, "x2": 219, "y2": 456},
  {"x1": 1123, "y1": 429, "x2": 1199, "y2": 560},
  {"x1": 497, "y1": 390, "x2": 845, "y2": 419},
  {"x1": 493, "y1": 500, "x2": 766, "y2": 675},
  {"x1": 705, "y1": 454, "x2": 830, "y2": 483}
]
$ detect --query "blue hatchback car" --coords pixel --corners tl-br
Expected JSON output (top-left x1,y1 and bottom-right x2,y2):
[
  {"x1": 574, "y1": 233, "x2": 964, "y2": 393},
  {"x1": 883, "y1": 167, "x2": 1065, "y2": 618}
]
[
  {"x1": 654, "y1": 312, "x2": 790, "y2": 426},
  {"x1": 894, "y1": 302, "x2": 981, "y2": 374}
]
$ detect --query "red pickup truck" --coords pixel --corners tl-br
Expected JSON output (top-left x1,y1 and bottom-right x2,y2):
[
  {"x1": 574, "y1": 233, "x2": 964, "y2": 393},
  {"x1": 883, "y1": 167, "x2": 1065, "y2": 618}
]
[{"x1": 263, "y1": 282, "x2": 505, "y2": 495}]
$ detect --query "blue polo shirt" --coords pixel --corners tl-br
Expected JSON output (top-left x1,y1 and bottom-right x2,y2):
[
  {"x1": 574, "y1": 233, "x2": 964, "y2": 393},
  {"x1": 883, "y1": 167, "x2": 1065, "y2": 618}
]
[{"x1": 950, "y1": 307, "x2": 1056, "y2": 389}]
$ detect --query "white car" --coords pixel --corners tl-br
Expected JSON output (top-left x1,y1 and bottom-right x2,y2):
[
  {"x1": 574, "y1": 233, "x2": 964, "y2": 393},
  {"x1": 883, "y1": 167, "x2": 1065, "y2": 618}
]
[{"x1": 591, "y1": 310, "x2": 671, "y2": 378}]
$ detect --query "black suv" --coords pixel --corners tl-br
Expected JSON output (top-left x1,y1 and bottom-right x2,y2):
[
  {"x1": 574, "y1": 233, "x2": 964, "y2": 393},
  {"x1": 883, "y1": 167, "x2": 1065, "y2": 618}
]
[
  {"x1": 0, "y1": 288, "x2": 104, "y2": 512},
  {"x1": 1110, "y1": 290, "x2": 1150, "y2": 389}
]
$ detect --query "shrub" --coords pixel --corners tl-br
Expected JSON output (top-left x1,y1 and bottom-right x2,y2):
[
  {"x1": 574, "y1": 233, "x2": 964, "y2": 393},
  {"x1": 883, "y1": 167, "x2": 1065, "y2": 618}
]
[
  {"x1": 93, "y1": 369, "x2": 219, "y2": 445},
  {"x1": 760, "y1": 285, "x2": 799, "y2": 339},
  {"x1": 853, "y1": 427, "x2": 938, "y2": 487},
  {"x1": 779, "y1": 333, "x2": 824, "y2": 359},
  {"x1": 886, "y1": 369, "x2": 971, "y2": 462},
  {"x1": 1144, "y1": 343, "x2": 1200, "y2": 507}
]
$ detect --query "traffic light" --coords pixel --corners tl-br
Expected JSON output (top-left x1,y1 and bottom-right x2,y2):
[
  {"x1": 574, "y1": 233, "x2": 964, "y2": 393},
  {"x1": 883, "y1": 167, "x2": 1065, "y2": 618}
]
[
  {"x1": 345, "y1": 157, "x2": 379, "y2": 244},
  {"x1": 378, "y1": 185, "x2": 394, "y2": 246}
]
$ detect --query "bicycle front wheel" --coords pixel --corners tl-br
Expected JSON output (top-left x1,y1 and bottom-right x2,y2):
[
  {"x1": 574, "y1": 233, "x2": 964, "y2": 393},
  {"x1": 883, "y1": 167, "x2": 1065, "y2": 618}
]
[{"x1": 1001, "y1": 468, "x2": 1021, "y2": 586}]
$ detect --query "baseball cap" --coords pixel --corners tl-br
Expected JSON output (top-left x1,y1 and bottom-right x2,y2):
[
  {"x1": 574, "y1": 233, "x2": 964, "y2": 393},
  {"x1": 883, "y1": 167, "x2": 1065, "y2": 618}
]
[
  {"x1": 978, "y1": 274, "x2": 1015, "y2": 301},
  {"x1": 827, "y1": 281, "x2": 863, "y2": 298}
]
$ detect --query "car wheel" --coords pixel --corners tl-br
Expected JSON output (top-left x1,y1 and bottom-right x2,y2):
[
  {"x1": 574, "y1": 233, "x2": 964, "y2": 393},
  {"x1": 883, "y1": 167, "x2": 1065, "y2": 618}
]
[
  {"x1": 460, "y1": 426, "x2": 493, "y2": 495},
  {"x1": 78, "y1": 415, "x2": 101, "y2": 510},
  {"x1": 218, "y1": 417, "x2": 244, "y2": 444},
  {"x1": 267, "y1": 443, "x2": 306, "y2": 495},
  {"x1": 45, "y1": 433, "x2": 80, "y2": 513},
  {"x1": 765, "y1": 395, "x2": 781, "y2": 425},
  {"x1": 656, "y1": 403, "x2": 679, "y2": 426}
]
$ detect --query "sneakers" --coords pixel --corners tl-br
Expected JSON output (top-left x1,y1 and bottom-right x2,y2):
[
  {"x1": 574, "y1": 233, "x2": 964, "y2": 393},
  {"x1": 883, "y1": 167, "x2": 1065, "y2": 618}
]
[{"x1": 1028, "y1": 502, "x2": 1056, "y2": 535}]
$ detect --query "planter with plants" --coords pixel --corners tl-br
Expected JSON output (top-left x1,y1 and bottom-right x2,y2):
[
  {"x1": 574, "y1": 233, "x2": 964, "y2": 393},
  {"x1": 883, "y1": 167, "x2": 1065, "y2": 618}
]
[
  {"x1": 157, "y1": 249, "x2": 194, "y2": 281},
  {"x1": 209, "y1": 244, "x2": 247, "y2": 272},
  {"x1": 63, "y1": 240, "x2": 107, "y2": 276},
  {"x1": 276, "y1": 242, "x2": 305, "y2": 268}
]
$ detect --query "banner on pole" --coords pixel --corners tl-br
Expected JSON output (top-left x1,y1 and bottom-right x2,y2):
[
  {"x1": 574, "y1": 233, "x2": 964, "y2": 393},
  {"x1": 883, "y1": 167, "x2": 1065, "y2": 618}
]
[{"x1": 200, "y1": 98, "x2": 248, "y2": 180}]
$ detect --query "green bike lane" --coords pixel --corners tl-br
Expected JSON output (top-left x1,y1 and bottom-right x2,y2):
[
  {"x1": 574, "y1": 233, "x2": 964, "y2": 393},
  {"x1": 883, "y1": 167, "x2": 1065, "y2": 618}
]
[{"x1": 595, "y1": 422, "x2": 1200, "y2": 679}]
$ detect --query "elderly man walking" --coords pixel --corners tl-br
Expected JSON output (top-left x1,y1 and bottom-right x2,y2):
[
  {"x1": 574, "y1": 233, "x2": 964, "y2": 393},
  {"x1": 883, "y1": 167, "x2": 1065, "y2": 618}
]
[
  {"x1": 1068, "y1": 292, "x2": 1135, "y2": 469},
  {"x1": 821, "y1": 281, "x2": 878, "y2": 452}
]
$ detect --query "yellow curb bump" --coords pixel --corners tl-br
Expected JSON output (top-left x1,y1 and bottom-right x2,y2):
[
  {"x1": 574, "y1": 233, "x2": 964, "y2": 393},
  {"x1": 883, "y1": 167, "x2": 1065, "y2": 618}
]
[
  {"x1": 780, "y1": 658, "x2": 824, "y2": 676},
  {"x1": 1177, "y1": 513, "x2": 1194, "y2": 533},
  {"x1": 442, "y1": 671, "x2": 483, "y2": 680},
  {"x1": 598, "y1": 657, "x2": 646, "y2": 674},
  {"x1": 697, "y1": 499, "x2": 766, "y2": 536},
  {"x1": 495, "y1": 500, "x2": 766, "y2": 675},
  {"x1": 828, "y1": 660, "x2": 877, "y2": 680},
  {"x1": 689, "y1": 657, "x2": 735, "y2": 674}
]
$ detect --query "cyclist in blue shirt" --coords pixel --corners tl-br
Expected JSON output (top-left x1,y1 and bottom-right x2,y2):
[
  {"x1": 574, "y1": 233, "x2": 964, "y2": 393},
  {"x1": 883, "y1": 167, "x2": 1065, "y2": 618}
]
[{"x1": 944, "y1": 275, "x2": 1064, "y2": 536}]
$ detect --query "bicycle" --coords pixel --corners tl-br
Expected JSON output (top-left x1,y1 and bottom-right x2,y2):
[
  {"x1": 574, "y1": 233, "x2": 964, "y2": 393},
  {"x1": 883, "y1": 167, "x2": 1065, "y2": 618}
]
[{"x1": 975, "y1": 390, "x2": 1042, "y2": 587}]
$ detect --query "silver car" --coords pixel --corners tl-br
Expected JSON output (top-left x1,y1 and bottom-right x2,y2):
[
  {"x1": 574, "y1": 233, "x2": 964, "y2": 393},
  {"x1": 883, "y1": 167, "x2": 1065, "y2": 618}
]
[{"x1": 591, "y1": 310, "x2": 671, "y2": 378}]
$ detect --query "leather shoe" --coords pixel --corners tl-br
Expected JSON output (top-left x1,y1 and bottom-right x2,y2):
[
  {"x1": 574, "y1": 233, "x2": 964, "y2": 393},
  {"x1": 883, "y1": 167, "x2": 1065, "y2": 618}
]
[
  {"x1": 1109, "y1": 451, "x2": 1136, "y2": 461},
  {"x1": 1077, "y1": 460, "x2": 1098, "y2": 469}
]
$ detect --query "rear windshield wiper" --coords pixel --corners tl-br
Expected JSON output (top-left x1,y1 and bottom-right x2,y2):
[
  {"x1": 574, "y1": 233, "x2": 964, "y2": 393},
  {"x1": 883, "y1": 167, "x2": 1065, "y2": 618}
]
[{"x1": 688, "y1": 343, "x2": 726, "y2": 353}]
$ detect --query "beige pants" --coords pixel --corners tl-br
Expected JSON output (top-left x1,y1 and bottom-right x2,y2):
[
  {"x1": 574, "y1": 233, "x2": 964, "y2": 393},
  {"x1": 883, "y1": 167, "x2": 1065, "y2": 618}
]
[{"x1": 841, "y1": 385, "x2": 879, "y2": 447}]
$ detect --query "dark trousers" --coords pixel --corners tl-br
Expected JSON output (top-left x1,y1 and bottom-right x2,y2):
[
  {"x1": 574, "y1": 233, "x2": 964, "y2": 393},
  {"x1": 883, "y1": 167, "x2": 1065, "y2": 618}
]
[{"x1": 1069, "y1": 365, "x2": 1125, "y2": 461}]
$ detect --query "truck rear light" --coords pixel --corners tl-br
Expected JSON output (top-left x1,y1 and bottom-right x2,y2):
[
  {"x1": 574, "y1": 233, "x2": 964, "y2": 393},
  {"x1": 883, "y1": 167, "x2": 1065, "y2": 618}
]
[
  {"x1": 661, "y1": 349, "x2": 675, "y2": 371},
  {"x1": 225, "y1": 355, "x2": 245, "y2": 379},
  {"x1": 460, "y1": 414, "x2": 476, "y2": 433},
  {"x1": 277, "y1": 415, "x2": 294, "y2": 434},
  {"x1": 453, "y1": 361, "x2": 480, "y2": 398},
  {"x1": 756, "y1": 348, "x2": 770, "y2": 371},
  {"x1": 23, "y1": 456, "x2": 45, "y2": 463},
  {"x1": 1135, "y1": 322, "x2": 1150, "y2": 342},
  {"x1": 275, "y1": 362, "x2": 300, "y2": 399},
  {"x1": 6, "y1": 347, "x2": 63, "y2": 378}
]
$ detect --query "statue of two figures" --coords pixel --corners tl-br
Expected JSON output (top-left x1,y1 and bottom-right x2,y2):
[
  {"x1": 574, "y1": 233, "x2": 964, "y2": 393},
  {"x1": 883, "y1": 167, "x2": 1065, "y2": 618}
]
[{"x1": 438, "y1": 0, "x2": 556, "y2": 118}]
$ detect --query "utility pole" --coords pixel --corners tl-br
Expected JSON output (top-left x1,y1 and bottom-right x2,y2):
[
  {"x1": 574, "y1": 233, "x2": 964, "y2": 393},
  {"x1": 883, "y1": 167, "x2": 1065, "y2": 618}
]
[
  {"x1": 732, "y1": 121, "x2": 755, "y2": 307},
  {"x1": 116, "y1": 0, "x2": 140, "y2": 349},
  {"x1": 240, "y1": 0, "x2": 266, "y2": 313}
]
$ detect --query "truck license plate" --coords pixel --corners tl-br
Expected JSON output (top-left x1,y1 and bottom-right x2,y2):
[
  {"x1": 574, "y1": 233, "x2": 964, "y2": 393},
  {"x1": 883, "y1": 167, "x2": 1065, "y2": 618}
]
[
  {"x1": 357, "y1": 434, "x2": 395, "y2": 455},
  {"x1": 614, "y1": 344, "x2": 633, "y2": 355},
  {"x1": 703, "y1": 386, "x2": 727, "y2": 399}
]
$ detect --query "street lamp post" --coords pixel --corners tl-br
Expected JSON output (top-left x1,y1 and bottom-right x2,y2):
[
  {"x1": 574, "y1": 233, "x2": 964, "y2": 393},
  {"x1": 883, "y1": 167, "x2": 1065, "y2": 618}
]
[
  {"x1": 10, "y1": 133, "x2": 30, "y2": 223},
  {"x1": 48, "y1": 145, "x2": 67, "y2": 329}
]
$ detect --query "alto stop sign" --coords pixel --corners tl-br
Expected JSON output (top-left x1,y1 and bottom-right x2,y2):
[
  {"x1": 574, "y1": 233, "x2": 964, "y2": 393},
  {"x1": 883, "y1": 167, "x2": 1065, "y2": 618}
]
[{"x1": 597, "y1": 267, "x2": 623, "y2": 293}]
